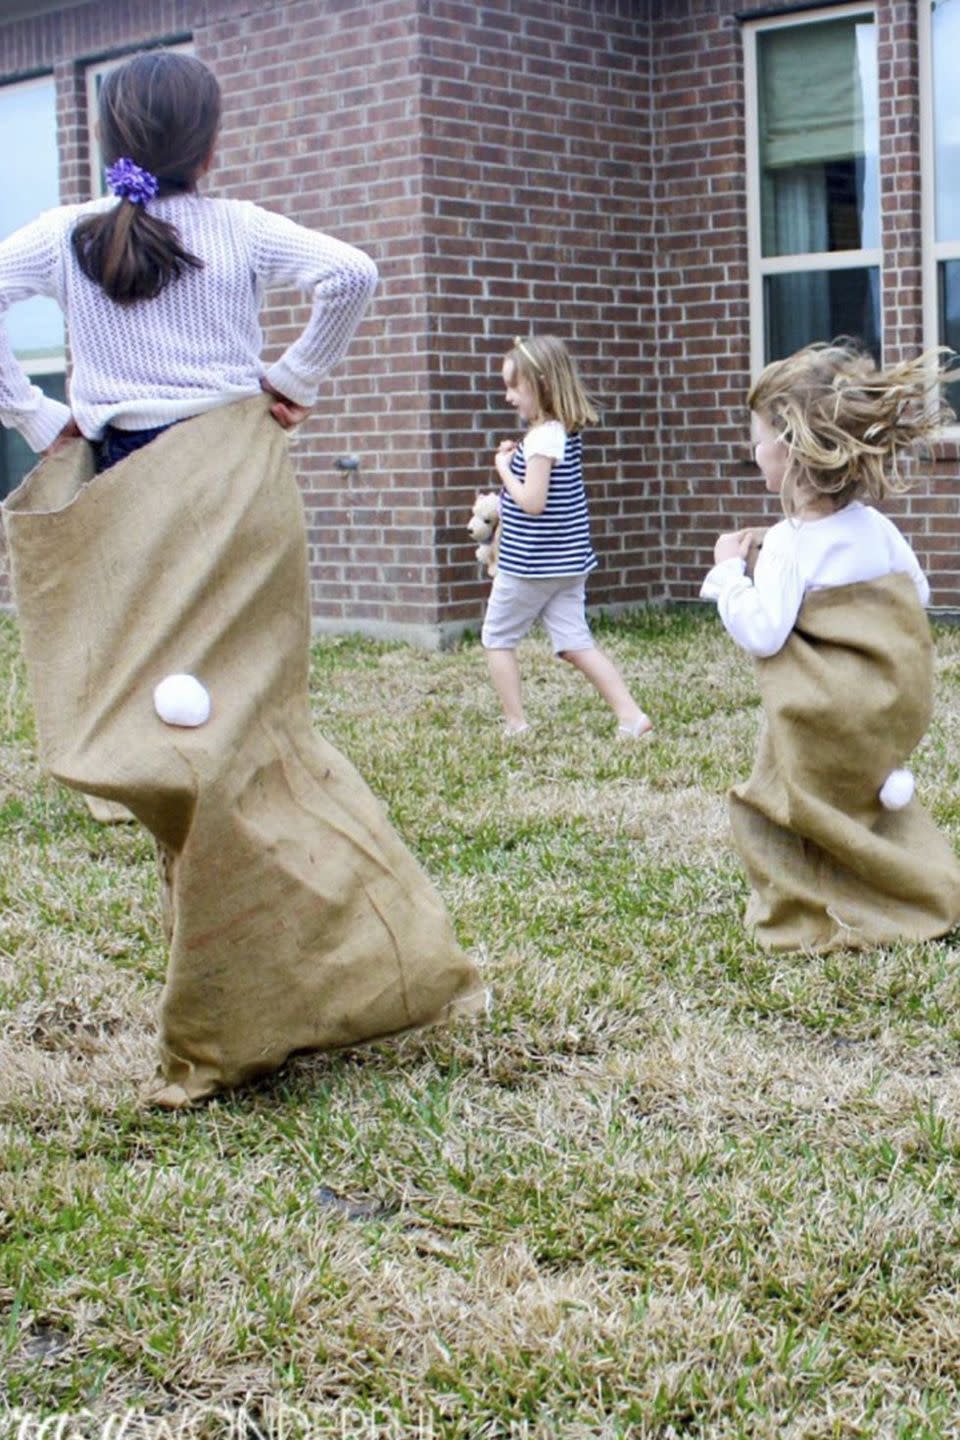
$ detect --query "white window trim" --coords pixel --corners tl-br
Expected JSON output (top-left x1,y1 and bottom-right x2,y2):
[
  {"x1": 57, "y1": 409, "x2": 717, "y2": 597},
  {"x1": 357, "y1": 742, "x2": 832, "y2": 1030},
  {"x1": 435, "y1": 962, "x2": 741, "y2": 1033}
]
[
  {"x1": 919, "y1": 0, "x2": 960, "y2": 439},
  {"x1": 21, "y1": 355, "x2": 63, "y2": 377},
  {"x1": 86, "y1": 43, "x2": 193, "y2": 199},
  {"x1": 85, "y1": 59, "x2": 112, "y2": 199},
  {"x1": 744, "y1": 2, "x2": 880, "y2": 378}
]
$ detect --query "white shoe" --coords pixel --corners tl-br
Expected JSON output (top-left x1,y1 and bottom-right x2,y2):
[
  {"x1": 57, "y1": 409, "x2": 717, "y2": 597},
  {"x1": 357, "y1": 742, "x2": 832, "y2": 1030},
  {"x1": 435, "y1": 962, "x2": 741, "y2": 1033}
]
[{"x1": 618, "y1": 713, "x2": 653, "y2": 739}]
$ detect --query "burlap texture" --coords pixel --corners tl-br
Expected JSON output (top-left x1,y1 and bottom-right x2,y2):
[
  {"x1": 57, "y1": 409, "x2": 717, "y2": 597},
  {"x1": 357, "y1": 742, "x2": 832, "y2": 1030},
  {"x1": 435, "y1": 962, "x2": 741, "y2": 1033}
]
[
  {"x1": 3, "y1": 397, "x2": 483, "y2": 1104},
  {"x1": 84, "y1": 794, "x2": 134, "y2": 824},
  {"x1": 728, "y1": 572, "x2": 960, "y2": 952}
]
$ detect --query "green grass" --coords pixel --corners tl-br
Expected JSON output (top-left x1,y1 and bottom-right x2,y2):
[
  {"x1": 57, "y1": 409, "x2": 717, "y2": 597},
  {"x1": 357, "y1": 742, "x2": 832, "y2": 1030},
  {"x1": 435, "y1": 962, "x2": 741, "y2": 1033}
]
[{"x1": 3, "y1": 608, "x2": 960, "y2": 1437}]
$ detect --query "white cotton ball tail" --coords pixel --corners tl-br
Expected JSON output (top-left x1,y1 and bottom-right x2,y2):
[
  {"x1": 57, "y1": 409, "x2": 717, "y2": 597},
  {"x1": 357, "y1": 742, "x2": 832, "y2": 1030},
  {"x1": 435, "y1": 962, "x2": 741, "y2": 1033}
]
[
  {"x1": 153, "y1": 673, "x2": 212, "y2": 728},
  {"x1": 879, "y1": 767, "x2": 915, "y2": 811}
]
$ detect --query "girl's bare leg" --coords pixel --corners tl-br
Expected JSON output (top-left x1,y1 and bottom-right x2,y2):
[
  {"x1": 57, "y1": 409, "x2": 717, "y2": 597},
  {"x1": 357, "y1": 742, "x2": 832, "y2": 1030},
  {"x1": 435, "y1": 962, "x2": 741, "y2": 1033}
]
[
  {"x1": 485, "y1": 648, "x2": 528, "y2": 731},
  {"x1": 559, "y1": 647, "x2": 651, "y2": 732}
]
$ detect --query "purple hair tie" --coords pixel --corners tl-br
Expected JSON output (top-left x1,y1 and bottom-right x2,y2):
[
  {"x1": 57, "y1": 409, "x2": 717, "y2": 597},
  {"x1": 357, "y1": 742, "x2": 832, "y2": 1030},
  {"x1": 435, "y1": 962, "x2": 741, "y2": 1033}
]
[{"x1": 105, "y1": 157, "x2": 160, "y2": 205}]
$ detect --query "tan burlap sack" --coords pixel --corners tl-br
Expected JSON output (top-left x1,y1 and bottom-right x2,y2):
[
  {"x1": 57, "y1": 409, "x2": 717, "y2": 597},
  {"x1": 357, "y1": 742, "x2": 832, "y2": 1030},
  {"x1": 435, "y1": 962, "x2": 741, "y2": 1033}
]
[
  {"x1": 729, "y1": 572, "x2": 960, "y2": 952},
  {"x1": 3, "y1": 397, "x2": 483, "y2": 1105},
  {"x1": 84, "y1": 794, "x2": 134, "y2": 824}
]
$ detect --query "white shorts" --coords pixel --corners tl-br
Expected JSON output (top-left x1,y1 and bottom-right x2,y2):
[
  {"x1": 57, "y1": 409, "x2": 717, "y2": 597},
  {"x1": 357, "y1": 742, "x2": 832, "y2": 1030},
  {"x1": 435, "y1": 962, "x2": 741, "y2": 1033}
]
[{"x1": 481, "y1": 572, "x2": 594, "y2": 654}]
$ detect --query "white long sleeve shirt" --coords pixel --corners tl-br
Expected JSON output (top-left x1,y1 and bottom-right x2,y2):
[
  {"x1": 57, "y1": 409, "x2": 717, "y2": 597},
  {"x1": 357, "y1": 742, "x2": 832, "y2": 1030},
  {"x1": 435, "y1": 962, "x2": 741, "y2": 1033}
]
[
  {"x1": 0, "y1": 193, "x2": 378, "y2": 450},
  {"x1": 699, "y1": 502, "x2": 930, "y2": 658}
]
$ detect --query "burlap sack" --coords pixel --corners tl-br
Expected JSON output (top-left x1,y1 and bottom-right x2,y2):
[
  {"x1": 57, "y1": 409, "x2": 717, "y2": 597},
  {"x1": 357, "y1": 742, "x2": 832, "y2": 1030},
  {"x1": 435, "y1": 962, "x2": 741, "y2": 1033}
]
[
  {"x1": 84, "y1": 794, "x2": 134, "y2": 824},
  {"x1": 3, "y1": 397, "x2": 483, "y2": 1105},
  {"x1": 729, "y1": 572, "x2": 960, "y2": 952}
]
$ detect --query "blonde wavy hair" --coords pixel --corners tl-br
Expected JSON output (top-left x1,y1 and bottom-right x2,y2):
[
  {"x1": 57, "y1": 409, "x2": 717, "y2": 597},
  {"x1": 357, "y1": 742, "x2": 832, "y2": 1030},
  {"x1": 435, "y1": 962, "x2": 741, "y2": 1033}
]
[
  {"x1": 506, "y1": 335, "x2": 599, "y2": 433},
  {"x1": 747, "y1": 340, "x2": 956, "y2": 518}
]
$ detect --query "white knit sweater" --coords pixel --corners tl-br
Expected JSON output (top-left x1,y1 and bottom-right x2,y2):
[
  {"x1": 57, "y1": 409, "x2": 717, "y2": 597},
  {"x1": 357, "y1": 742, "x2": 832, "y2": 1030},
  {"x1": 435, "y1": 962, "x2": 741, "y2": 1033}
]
[
  {"x1": 700, "y1": 502, "x2": 930, "y2": 657},
  {"x1": 0, "y1": 193, "x2": 378, "y2": 451}
]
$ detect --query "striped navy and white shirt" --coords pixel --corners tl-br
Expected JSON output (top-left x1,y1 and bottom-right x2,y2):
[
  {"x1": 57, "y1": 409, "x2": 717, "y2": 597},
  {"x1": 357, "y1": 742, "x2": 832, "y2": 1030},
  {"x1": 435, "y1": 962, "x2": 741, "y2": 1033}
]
[{"x1": 497, "y1": 420, "x2": 598, "y2": 578}]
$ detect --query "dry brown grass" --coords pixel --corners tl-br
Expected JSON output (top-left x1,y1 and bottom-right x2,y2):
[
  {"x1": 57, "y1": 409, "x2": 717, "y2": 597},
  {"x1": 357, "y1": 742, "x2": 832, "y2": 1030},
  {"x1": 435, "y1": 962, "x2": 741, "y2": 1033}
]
[{"x1": 3, "y1": 609, "x2": 960, "y2": 1437}]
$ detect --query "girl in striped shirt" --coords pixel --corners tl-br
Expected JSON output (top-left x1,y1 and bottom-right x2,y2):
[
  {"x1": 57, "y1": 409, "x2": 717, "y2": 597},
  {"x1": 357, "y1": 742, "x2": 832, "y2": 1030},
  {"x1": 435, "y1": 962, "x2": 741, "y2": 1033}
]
[{"x1": 482, "y1": 335, "x2": 652, "y2": 738}]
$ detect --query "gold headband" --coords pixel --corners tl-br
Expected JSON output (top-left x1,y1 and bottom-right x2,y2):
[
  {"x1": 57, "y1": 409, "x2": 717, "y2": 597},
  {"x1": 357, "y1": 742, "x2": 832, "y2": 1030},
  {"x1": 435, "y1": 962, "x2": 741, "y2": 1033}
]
[{"x1": 513, "y1": 337, "x2": 543, "y2": 374}]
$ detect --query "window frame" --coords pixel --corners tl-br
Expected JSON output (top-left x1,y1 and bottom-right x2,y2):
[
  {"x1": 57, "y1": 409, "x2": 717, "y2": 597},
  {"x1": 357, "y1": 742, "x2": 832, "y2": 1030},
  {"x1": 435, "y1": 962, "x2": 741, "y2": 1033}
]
[
  {"x1": 0, "y1": 71, "x2": 65, "y2": 496},
  {"x1": 743, "y1": 2, "x2": 882, "y2": 378},
  {"x1": 919, "y1": 0, "x2": 960, "y2": 439}
]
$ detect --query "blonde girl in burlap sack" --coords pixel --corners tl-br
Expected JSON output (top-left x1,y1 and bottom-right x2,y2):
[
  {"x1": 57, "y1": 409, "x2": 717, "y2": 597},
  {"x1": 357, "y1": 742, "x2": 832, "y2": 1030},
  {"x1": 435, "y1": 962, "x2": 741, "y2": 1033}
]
[
  {"x1": 0, "y1": 51, "x2": 483, "y2": 1104},
  {"x1": 700, "y1": 341, "x2": 960, "y2": 953}
]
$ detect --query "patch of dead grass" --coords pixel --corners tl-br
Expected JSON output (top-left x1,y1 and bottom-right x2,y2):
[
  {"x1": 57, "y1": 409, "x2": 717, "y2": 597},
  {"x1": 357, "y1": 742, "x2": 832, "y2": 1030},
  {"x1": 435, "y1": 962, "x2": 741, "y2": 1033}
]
[{"x1": 3, "y1": 610, "x2": 960, "y2": 1435}]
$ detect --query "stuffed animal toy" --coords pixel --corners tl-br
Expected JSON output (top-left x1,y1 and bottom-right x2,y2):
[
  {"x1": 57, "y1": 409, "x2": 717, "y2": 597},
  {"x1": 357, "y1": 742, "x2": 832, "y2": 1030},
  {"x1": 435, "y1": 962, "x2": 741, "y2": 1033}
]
[{"x1": 467, "y1": 491, "x2": 501, "y2": 577}]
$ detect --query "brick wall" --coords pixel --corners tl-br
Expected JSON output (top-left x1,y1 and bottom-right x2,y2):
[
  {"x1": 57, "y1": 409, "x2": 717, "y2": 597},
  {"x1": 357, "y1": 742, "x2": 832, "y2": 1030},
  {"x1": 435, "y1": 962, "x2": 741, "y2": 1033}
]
[
  {"x1": 878, "y1": 0, "x2": 960, "y2": 605},
  {"x1": 417, "y1": 0, "x2": 658, "y2": 626},
  {"x1": 653, "y1": 0, "x2": 751, "y2": 602},
  {"x1": 201, "y1": 0, "x2": 439, "y2": 639},
  {"x1": 0, "y1": 0, "x2": 957, "y2": 632},
  {"x1": 0, "y1": 0, "x2": 657, "y2": 638},
  {"x1": 0, "y1": 0, "x2": 443, "y2": 640},
  {"x1": 653, "y1": 0, "x2": 960, "y2": 609}
]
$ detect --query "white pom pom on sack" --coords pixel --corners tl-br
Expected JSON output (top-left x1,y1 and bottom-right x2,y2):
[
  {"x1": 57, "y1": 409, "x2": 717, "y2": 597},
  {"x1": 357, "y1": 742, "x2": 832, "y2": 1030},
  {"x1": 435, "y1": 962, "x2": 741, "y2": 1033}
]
[
  {"x1": 879, "y1": 767, "x2": 914, "y2": 811},
  {"x1": 153, "y1": 674, "x2": 211, "y2": 728}
]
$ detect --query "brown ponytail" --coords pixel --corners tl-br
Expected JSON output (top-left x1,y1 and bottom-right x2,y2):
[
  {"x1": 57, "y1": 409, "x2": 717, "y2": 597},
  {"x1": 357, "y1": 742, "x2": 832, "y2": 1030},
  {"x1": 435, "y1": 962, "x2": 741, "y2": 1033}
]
[{"x1": 71, "y1": 51, "x2": 222, "y2": 304}]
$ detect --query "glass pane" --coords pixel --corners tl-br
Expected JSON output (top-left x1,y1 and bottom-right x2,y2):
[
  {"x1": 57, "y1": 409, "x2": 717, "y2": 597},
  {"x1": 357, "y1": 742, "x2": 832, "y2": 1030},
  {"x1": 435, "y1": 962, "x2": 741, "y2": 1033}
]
[
  {"x1": 0, "y1": 75, "x2": 64, "y2": 360},
  {"x1": 0, "y1": 371, "x2": 66, "y2": 499},
  {"x1": 758, "y1": 17, "x2": 878, "y2": 257},
  {"x1": 763, "y1": 267, "x2": 880, "y2": 363},
  {"x1": 938, "y1": 260, "x2": 960, "y2": 418},
  {"x1": 89, "y1": 69, "x2": 108, "y2": 197},
  {"x1": 933, "y1": 0, "x2": 960, "y2": 242}
]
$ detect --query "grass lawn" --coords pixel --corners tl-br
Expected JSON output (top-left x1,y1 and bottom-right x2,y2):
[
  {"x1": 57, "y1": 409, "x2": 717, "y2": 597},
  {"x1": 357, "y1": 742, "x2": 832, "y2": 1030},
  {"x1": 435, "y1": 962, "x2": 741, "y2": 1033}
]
[{"x1": 3, "y1": 606, "x2": 960, "y2": 1438}]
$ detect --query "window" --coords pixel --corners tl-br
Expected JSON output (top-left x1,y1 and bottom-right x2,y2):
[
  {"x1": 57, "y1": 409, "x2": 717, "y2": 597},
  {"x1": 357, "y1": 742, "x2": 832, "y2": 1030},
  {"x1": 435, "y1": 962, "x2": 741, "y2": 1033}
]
[
  {"x1": 745, "y1": 6, "x2": 880, "y2": 373},
  {"x1": 0, "y1": 74, "x2": 64, "y2": 498},
  {"x1": 921, "y1": 0, "x2": 960, "y2": 423}
]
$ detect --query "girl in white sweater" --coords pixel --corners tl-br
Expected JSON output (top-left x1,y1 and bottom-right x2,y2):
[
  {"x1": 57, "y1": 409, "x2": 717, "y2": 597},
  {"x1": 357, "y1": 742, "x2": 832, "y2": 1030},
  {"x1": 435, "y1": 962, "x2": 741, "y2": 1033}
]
[
  {"x1": 700, "y1": 340, "x2": 960, "y2": 952},
  {"x1": 0, "y1": 50, "x2": 377, "y2": 469},
  {"x1": 0, "y1": 52, "x2": 486, "y2": 1107}
]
